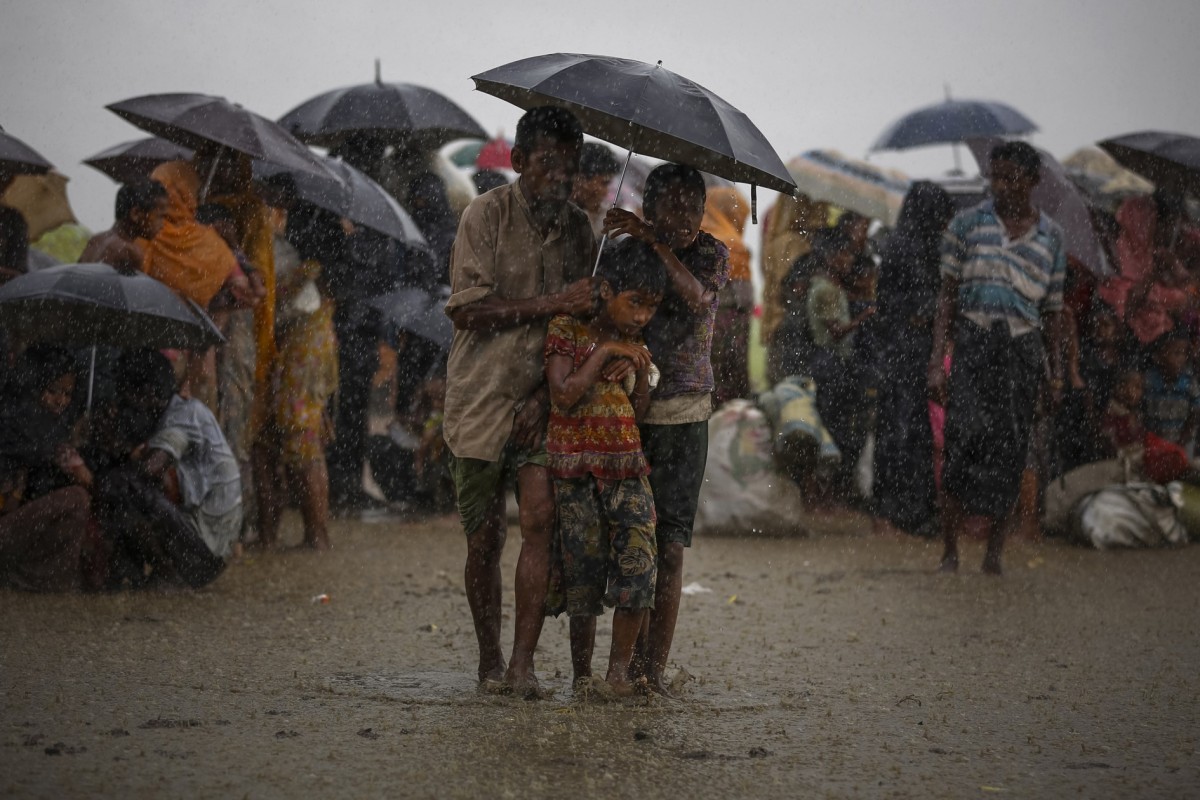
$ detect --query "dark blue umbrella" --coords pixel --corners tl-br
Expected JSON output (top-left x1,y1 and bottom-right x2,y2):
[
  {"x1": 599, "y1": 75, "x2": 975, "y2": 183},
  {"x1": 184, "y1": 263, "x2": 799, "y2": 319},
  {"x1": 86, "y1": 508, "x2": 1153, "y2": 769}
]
[{"x1": 871, "y1": 99, "x2": 1037, "y2": 151}]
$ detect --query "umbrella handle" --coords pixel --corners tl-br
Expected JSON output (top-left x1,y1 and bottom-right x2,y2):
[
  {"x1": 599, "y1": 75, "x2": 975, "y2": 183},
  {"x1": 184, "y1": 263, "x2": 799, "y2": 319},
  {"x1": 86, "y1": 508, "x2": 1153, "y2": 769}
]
[
  {"x1": 592, "y1": 148, "x2": 637, "y2": 277},
  {"x1": 87, "y1": 344, "x2": 96, "y2": 413},
  {"x1": 199, "y1": 146, "x2": 224, "y2": 203}
]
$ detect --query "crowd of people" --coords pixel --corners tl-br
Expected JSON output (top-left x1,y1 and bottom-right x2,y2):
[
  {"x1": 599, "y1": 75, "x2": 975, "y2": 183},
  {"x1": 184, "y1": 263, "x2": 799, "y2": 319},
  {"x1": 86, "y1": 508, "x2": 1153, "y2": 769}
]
[{"x1": 1, "y1": 95, "x2": 1197, "y2": 698}]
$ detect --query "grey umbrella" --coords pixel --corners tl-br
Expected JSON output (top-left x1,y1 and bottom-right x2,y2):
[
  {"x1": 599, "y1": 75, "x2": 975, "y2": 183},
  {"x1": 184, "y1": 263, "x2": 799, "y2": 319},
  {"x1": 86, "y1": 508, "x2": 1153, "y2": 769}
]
[
  {"x1": 106, "y1": 93, "x2": 332, "y2": 185},
  {"x1": 871, "y1": 99, "x2": 1038, "y2": 151},
  {"x1": 279, "y1": 66, "x2": 487, "y2": 151},
  {"x1": 369, "y1": 286, "x2": 452, "y2": 351},
  {"x1": 0, "y1": 125, "x2": 54, "y2": 176},
  {"x1": 0, "y1": 262, "x2": 224, "y2": 409},
  {"x1": 82, "y1": 137, "x2": 193, "y2": 185},
  {"x1": 1098, "y1": 131, "x2": 1200, "y2": 196},
  {"x1": 253, "y1": 155, "x2": 428, "y2": 246},
  {"x1": 471, "y1": 53, "x2": 796, "y2": 197}
]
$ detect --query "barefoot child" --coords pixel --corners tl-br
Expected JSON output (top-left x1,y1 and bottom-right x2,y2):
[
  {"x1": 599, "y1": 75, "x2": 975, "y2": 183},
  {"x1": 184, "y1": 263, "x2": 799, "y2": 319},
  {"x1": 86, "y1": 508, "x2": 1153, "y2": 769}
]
[{"x1": 545, "y1": 238, "x2": 665, "y2": 696}]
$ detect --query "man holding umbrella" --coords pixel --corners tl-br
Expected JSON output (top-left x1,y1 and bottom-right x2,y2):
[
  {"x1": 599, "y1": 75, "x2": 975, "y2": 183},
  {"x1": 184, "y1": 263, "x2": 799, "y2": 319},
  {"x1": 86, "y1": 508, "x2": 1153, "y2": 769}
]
[
  {"x1": 928, "y1": 141, "x2": 1066, "y2": 575},
  {"x1": 443, "y1": 107, "x2": 595, "y2": 693}
]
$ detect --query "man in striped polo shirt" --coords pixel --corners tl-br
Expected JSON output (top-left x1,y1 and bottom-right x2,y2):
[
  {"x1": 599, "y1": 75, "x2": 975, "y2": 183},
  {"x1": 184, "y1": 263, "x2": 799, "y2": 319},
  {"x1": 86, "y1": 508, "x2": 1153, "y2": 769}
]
[{"x1": 927, "y1": 141, "x2": 1066, "y2": 575}]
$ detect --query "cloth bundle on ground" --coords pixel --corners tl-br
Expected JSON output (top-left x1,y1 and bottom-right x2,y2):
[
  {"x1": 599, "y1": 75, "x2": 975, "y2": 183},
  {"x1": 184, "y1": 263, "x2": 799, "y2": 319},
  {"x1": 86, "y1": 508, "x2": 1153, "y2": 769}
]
[
  {"x1": 693, "y1": 399, "x2": 807, "y2": 536},
  {"x1": 1070, "y1": 482, "x2": 1186, "y2": 549}
]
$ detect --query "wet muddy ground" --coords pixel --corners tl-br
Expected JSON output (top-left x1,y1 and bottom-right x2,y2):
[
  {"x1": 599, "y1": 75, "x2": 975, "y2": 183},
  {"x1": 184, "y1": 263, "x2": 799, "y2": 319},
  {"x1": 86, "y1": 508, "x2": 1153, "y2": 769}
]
[{"x1": 2, "y1": 511, "x2": 1199, "y2": 798}]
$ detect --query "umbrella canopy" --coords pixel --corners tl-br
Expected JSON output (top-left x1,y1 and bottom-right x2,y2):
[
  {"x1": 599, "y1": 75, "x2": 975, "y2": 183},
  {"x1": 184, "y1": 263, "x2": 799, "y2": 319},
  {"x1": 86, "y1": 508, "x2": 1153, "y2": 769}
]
[
  {"x1": 0, "y1": 126, "x2": 54, "y2": 176},
  {"x1": 871, "y1": 99, "x2": 1037, "y2": 151},
  {"x1": 0, "y1": 262, "x2": 224, "y2": 350},
  {"x1": 83, "y1": 137, "x2": 193, "y2": 184},
  {"x1": 1098, "y1": 131, "x2": 1200, "y2": 196},
  {"x1": 369, "y1": 285, "x2": 452, "y2": 350},
  {"x1": 106, "y1": 93, "x2": 330, "y2": 179},
  {"x1": 786, "y1": 150, "x2": 910, "y2": 226},
  {"x1": 471, "y1": 53, "x2": 796, "y2": 196},
  {"x1": 279, "y1": 80, "x2": 487, "y2": 151},
  {"x1": 966, "y1": 137, "x2": 1111, "y2": 275},
  {"x1": 254, "y1": 155, "x2": 428, "y2": 245}
]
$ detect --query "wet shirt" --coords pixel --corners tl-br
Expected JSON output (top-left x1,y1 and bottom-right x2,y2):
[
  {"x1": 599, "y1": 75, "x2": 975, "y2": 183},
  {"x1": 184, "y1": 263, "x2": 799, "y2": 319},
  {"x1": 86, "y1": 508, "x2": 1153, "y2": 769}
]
[
  {"x1": 147, "y1": 395, "x2": 242, "y2": 521},
  {"x1": 1142, "y1": 367, "x2": 1200, "y2": 445},
  {"x1": 544, "y1": 315, "x2": 649, "y2": 480},
  {"x1": 940, "y1": 201, "x2": 1066, "y2": 336},
  {"x1": 443, "y1": 183, "x2": 595, "y2": 462},
  {"x1": 642, "y1": 231, "x2": 730, "y2": 400}
]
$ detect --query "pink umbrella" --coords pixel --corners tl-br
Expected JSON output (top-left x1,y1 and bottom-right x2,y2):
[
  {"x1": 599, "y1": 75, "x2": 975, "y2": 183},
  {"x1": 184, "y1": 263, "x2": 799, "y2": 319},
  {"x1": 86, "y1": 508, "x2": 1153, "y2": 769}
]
[{"x1": 966, "y1": 137, "x2": 1111, "y2": 275}]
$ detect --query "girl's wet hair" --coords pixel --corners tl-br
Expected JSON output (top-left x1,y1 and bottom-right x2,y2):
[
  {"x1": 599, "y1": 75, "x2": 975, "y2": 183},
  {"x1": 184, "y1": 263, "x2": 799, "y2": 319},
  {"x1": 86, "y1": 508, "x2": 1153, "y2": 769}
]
[
  {"x1": 597, "y1": 238, "x2": 667, "y2": 298},
  {"x1": 643, "y1": 164, "x2": 706, "y2": 219}
]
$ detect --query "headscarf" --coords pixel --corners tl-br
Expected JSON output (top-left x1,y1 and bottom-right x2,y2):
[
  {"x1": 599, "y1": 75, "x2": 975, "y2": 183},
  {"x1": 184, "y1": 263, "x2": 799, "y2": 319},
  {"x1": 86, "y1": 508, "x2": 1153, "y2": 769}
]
[
  {"x1": 702, "y1": 185, "x2": 751, "y2": 282},
  {"x1": 141, "y1": 161, "x2": 236, "y2": 307},
  {"x1": 875, "y1": 181, "x2": 954, "y2": 337}
]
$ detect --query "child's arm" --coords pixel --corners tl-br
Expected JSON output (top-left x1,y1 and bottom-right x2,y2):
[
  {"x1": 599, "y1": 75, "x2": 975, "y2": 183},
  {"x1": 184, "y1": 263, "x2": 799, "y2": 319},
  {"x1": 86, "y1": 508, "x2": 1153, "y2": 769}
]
[
  {"x1": 547, "y1": 342, "x2": 651, "y2": 412},
  {"x1": 603, "y1": 209, "x2": 715, "y2": 315},
  {"x1": 629, "y1": 365, "x2": 652, "y2": 421}
]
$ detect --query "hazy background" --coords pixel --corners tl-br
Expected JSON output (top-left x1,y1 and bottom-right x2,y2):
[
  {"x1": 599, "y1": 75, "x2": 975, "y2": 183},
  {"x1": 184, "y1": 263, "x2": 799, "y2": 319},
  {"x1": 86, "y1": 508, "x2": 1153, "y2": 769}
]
[{"x1": 3, "y1": 0, "x2": 1199, "y2": 230}]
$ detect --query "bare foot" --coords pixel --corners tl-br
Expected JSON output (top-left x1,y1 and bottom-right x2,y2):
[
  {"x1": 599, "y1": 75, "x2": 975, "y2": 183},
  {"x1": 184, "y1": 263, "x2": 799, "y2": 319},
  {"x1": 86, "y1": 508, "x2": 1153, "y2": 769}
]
[
  {"x1": 937, "y1": 553, "x2": 959, "y2": 573},
  {"x1": 478, "y1": 660, "x2": 506, "y2": 686},
  {"x1": 606, "y1": 675, "x2": 636, "y2": 698},
  {"x1": 504, "y1": 667, "x2": 547, "y2": 700},
  {"x1": 981, "y1": 556, "x2": 1003, "y2": 576},
  {"x1": 302, "y1": 536, "x2": 331, "y2": 552}
]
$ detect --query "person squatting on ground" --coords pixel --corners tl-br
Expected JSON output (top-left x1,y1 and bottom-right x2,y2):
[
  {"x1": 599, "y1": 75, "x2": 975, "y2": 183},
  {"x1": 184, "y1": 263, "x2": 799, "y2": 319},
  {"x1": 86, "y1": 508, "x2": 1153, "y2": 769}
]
[
  {"x1": 928, "y1": 141, "x2": 1066, "y2": 575},
  {"x1": 602, "y1": 163, "x2": 730, "y2": 695},
  {"x1": 93, "y1": 349, "x2": 242, "y2": 590},
  {"x1": 443, "y1": 106, "x2": 596, "y2": 693},
  {"x1": 544, "y1": 238, "x2": 665, "y2": 697},
  {"x1": 0, "y1": 346, "x2": 91, "y2": 592}
]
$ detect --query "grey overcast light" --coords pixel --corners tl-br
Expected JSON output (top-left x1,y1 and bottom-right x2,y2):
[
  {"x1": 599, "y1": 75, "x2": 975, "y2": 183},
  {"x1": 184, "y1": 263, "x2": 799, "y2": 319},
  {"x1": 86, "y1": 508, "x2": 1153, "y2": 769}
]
[{"x1": 3, "y1": 0, "x2": 1199, "y2": 230}]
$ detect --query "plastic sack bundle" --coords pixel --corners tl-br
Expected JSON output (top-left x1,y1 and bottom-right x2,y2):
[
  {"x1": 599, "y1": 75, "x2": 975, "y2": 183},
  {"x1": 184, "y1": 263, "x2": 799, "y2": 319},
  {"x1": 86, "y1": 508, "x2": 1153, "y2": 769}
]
[
  {"x1": 694, "y1": 400, "x2": 807, "y2": 536},
  {"x1": 1071, "y1": 482, "x2": 1187, "y2": 549}
]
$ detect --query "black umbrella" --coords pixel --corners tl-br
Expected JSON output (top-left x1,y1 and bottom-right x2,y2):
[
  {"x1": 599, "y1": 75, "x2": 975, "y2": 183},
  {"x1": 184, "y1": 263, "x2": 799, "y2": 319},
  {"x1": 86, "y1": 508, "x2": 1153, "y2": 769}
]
[
  {"x1": 0, "y1": 125, "x2": 54, "y2": 176},
  {"x1": 471, "y1": 54, "x2": 796, "y2": 198},
  {"x1": 279, "y1": 66, "x2": 487, "y2": 151},
  {"x1": 253, "y1": 155, "x2": 428, "y2": 246},
  {"x1": 369, "y1": 286, "x2": 452, "y2": 350},
  {"x1": 82, "y1": 137, "x2": 193, "y2": 184},
  {"x1": 871, "y1": 99, "x2": 1037, "y2": 151},
  {"x1": 1098, "y1": 131, "x2": 1200, "y2": 195},
  {"x1": 0, "y1": 262, "x2": 223, "y2": 350},
  {"x1": 0, "y1": 263, "x2": 224, "y2": 409},
  {"x1": 106, "y1": 93, "x2": 332, "y2": 186}
]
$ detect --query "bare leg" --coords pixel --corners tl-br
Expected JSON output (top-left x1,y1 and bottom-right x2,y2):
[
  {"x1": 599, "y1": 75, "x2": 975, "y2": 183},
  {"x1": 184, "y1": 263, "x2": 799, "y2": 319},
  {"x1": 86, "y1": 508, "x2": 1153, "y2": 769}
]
[
  {"x1": 505, "y1": 464, "x2": 554, "y2": 695},
  {"x1": 252, "y1": 442, "x2": 283, "y2": 549},
  {"x1": 939, "y1": 492, "x2": 963, "y2": 572},
  {"x1": 569, "y1": 616, "x2": 596, "y2": 685},
  {"x1": 464, "y1": 490, "x2": 507, "y2": 683},
  {"x1": 645, "y1": 541, "x2": 685, "y2": 695},
  {"x1": 981, "y1": 516, "x2": 1005, "y2": 575},
  {"x1": 291, "y1": 456, "x2": 331, "y2": 551},
  {"x1": 607, "y1": 608, "x2": 647, "y2": 697}
]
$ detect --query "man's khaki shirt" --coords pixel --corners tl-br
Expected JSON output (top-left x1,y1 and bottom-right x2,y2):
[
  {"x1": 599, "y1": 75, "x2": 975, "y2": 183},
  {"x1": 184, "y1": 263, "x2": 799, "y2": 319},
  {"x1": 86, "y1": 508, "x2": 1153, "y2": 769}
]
[{"x1": 443, "y1": 182, "x2": 595, "y2": 462}]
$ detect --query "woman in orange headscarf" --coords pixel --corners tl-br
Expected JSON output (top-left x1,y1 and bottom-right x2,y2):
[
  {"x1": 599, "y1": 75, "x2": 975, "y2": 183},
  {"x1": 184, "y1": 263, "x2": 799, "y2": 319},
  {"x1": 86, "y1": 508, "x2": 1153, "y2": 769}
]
[{"x1": 142, "y1": 161, "x2": 237, "y2": 306}]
